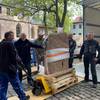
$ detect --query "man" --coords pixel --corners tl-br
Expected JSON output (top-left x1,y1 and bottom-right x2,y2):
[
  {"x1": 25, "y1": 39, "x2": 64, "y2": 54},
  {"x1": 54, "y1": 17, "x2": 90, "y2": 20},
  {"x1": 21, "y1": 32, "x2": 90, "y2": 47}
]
[
  {"x1": 0, "y1": 31, "x2": 29, "y2": 100},
  {"x1": 15, "y1": 33, "x2": 43, "y2": 84},
  {"x1": 68, "y1": 34, "x2": 76, "y2": 68},
  {"x1": 34, "y1": 32, "x2": 47, "y2": 67},
  {"x1": 79, "y1": 32, "x2": 99, "y2": 88}
]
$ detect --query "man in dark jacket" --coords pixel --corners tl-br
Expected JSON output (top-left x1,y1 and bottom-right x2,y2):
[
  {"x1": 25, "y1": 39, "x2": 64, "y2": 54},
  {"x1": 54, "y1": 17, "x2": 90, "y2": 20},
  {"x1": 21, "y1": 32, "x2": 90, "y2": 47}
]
[
  {"x1": 79, "y1": 33, "x2": 100, "y2": 88},
  {"x1": 0, "y1": 31, "x2": 29, "y2": 100},
  {"x1": 15, "y1": 33, "x2": 43, "y2": 84},
  {"x1": 68, "y1": 34, "x2": 76, "y2": 68}
]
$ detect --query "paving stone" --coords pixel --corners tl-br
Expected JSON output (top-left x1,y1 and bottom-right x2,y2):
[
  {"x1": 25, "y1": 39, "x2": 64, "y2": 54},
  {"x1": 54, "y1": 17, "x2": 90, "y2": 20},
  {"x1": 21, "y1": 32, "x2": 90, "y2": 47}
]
[
  {"x1": 55, "y1": 94, "x2": 63, "y2": 98},
  {"x1": 65, "y1": 95, "x2": 74, "y2": 100},
  {"x1": 59, "y1": 97, "x2": 68, "y2": 100},
  {"x1": 78, "y1": 94, "x2": 86, "y2": 99},
  {"x1": 46, "y1": 82, "x2": 100, "y2": 100},
  {"x1": 51, "y1": 97, "x2": 59, "y2": 100},
  {"x1": 73, "y1": 95, "x2": 81, "y2": 100}
]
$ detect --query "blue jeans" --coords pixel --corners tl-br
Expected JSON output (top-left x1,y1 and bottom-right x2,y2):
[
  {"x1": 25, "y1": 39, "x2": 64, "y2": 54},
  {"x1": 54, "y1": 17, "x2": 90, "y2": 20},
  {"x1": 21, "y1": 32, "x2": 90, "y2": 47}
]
[
  {"x1": 31, "y1": 49, "x2": 36, "y2": 65},
  {"x1": 0, "y1": 72, "x2": 27, "y2": 100}
]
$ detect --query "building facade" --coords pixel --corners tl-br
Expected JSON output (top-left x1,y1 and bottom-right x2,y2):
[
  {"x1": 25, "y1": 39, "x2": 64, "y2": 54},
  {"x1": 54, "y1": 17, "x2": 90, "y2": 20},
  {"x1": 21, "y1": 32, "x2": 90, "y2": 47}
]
[
  {"x1": 71, "y1": 16, "x2": 83, "y2": 36},
  {"x1": 70, "y1": 16, "x2": 83, "y2": 46},
  {"x1": 0, "y1": 4, "x2": 40, "y2": 40}
]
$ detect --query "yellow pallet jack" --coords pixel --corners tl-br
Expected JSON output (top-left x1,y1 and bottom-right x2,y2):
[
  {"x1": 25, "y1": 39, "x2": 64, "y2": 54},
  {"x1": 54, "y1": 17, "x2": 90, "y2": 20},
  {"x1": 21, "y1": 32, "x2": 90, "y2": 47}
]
[
  {"x1": 30, "y1": 75, "x2": 52, "y2": 96},
  {"x1": 18, "y1": 62, "x2": 51, "y2": 96},
  {"x1": 36, "y1": 75, "x2": 51, "y2": 94}
]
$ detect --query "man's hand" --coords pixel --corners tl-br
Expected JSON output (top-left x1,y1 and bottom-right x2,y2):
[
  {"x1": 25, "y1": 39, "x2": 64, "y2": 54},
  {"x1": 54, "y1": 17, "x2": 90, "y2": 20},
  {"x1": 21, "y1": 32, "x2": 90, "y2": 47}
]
[{"x1": 94, "y1": 58, "x2": 98, "y2": 63}]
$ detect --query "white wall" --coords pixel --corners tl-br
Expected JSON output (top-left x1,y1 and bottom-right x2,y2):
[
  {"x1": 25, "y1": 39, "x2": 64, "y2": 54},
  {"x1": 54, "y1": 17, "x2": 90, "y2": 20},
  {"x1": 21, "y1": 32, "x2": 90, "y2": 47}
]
[
  {"x1": 84, "y1": 7, "x2": 100, "y2": 43},
  {"x1": 71, "y1": 22, "x2": 83, "y2": 35}
]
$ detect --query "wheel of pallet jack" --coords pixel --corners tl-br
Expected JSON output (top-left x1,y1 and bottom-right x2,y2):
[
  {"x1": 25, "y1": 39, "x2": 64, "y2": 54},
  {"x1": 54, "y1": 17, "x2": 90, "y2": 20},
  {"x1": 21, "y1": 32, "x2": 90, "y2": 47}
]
[{"x1": 32, "y1": 86, "x2": 42, "y2": 96}]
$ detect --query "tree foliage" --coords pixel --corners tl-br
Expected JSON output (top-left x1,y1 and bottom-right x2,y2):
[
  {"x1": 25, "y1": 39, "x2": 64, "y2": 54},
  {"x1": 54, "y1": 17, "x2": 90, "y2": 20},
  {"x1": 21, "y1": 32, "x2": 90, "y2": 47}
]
[{"x1": 3, "y1": 0, "x2": 81, "y2": 32}]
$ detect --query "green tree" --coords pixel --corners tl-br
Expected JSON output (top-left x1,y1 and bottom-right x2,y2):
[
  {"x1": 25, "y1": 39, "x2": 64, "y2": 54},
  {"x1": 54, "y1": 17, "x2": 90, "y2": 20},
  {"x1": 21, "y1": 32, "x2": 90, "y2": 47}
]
[{"x1": 3, "y1": 0, "x2": 80, "y2": 32}]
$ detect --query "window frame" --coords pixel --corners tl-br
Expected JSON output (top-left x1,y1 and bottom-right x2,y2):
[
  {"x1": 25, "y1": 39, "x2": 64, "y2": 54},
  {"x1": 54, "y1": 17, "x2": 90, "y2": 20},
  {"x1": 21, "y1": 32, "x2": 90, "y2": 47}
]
[{"x1": 16, "y1": 23, "x2": 22, "y2": 37}]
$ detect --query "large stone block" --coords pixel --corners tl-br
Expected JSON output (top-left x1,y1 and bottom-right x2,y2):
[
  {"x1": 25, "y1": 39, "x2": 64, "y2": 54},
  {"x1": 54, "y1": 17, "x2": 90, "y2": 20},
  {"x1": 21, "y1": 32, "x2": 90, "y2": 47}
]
[{"x1": 45, "y1": 33, "x2": 69, "y2": 74}]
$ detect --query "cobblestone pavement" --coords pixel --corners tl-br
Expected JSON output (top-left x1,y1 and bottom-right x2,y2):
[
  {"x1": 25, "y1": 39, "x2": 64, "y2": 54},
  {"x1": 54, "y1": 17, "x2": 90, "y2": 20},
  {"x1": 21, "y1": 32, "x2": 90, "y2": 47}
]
[
  {"x1": 8, "y1": 80, "x2": 100, "y2": 100},
  {"x1": 73, "y1": 60, "x2": 100, "y2": 82},
  {"x1": 46, "y1": 82, "x2": 100, "y2": 100}
]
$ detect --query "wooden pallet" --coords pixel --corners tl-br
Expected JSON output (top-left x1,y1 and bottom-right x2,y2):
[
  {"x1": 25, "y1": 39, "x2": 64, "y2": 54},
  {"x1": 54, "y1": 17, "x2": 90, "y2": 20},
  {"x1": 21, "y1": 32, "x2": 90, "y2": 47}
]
[
  {"x1": 44, "y1": 68, "x2": 78, "y2": 94},
  {"x1": 51, "y1": 76, "x2": 78, "y2": 94},
  {"x1": 52, "y1": 79, "x2": 78, "y2": 94}
]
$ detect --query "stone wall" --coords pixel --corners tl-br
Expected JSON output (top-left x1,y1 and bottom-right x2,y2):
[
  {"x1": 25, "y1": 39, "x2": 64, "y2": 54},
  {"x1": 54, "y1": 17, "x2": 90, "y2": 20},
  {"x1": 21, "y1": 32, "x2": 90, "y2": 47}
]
[
  {"x1": 0, "y1": 6, "x2": 34, "y2": 39},
  {"x1": 0, "y1": 19, "x2": 32, "y2": 39}
]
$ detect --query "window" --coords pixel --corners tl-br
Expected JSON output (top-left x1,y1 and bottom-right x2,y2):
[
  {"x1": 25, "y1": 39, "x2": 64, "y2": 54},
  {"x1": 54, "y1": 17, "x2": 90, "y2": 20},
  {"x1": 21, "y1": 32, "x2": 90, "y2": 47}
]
[
  {"x1": 73, "y1": 33, "x2": 76, "y2": 35},
  {"x1": 0, "y1": 6, "x2": 2, "y2": 13},
  {"x1": 7, "y1": 8, "x2": 11, "y2": 15},
  {"x1": 73, "y1": 24, "x2": 76, "y2": 29},
  {"x1": 79, "y1": 33, "x2": 82, "y2": 35},
  {"x1": 16, "y1": 23, "x2": 22, "y2": 37},
  {"x1": 31, "y1": 27, "x2": 35, "y2": 38},
  {"x1": 79, "y1": 24, "x2": 82, "y2": 29}
]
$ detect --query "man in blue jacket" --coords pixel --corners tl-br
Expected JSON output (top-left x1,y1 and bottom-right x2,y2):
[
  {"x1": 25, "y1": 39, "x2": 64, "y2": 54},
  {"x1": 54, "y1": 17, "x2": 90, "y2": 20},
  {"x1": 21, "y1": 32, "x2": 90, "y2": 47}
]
[
  {"x1": 15, "y1": 33, "x2": 43, "y2": 85},
  {"x1": 0, "y1": 31, "x2": 29, "y2": 100}
]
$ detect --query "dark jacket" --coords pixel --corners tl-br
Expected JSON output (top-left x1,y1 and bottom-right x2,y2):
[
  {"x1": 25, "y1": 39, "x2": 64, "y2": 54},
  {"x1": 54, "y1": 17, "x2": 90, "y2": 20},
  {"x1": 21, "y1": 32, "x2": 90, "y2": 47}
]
[
  {"x1": 34, "y1": 38, "x2": 46, "y2": 59},
  {"x1": 69, "y1": 39, "x2": 76, "y2": 53},
  {"x1": 80, "y1": 39, "x2": 99, "y2": 58},
  {"x1": 15, "y1": 39, "x2": 42, "y2": 64},
  {"x1": 0, "y1": 40, "x2": 17, "y2": 76}
]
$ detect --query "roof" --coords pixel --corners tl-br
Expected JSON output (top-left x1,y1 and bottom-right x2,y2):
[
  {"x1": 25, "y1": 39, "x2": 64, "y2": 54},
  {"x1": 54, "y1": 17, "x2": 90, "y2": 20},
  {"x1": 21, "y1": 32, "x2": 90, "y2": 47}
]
[
  {"x1": 82, "y1": 0, "x2": 100, "y2": 10},
  {"x1": 73, "y1": 16, "x2": 83, "y2": 23}
]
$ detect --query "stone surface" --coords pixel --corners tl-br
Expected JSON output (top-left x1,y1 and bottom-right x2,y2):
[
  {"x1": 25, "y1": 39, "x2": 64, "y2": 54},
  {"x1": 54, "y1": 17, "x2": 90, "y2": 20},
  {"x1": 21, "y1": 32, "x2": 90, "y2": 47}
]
[{"x1": 46, "y1": 82, "x2": 100, "y2": 100}]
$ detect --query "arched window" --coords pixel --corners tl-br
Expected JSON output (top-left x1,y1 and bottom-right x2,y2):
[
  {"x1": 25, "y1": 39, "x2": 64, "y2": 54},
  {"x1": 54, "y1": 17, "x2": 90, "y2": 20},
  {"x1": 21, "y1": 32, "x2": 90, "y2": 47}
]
[
  {"x1": 7, "y1": 8, "x2": 11, "y2": 15},
  {"x1": 31, "y1": 27, "x2": 35, "y2": 38},
  {"x1": 16, "y1": 23, "x2": 21, "y2": 37}
]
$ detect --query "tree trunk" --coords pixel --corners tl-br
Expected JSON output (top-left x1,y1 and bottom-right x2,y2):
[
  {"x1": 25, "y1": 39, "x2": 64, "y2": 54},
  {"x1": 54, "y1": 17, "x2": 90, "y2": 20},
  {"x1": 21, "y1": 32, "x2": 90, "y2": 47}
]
[
  {"x1": 43, "y1": 10, "x2": 48, "y2": 33},
  {"x1": 55, "y1": 0, "x2": 67, "y2": 33},
  {"x1": 57, "y1": 0, "x2": 67, "y2": 33},
  {"x1": 55, "y1": 0, "x2": 60, "y2": 27},
  {"x1": 60, "y1": 0, "x2": 67, "y2": 27},
  {"x1": 43, "y1": 10, "x2": 47, "y2": 27}
]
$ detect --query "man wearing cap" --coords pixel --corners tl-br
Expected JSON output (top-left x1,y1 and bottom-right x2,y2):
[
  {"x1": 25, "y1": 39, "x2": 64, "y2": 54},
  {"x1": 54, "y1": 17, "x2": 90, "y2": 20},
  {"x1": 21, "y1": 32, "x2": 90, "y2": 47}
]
[{"x1": 34, "y1": 32, "x2": 47, "y2": 69}]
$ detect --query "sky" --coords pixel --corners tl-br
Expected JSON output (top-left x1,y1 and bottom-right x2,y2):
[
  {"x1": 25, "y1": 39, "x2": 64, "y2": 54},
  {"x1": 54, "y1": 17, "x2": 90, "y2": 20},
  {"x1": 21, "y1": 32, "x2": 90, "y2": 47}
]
[{"x1": 68, "y1": 3, "x2": 83, "y2": 20}]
